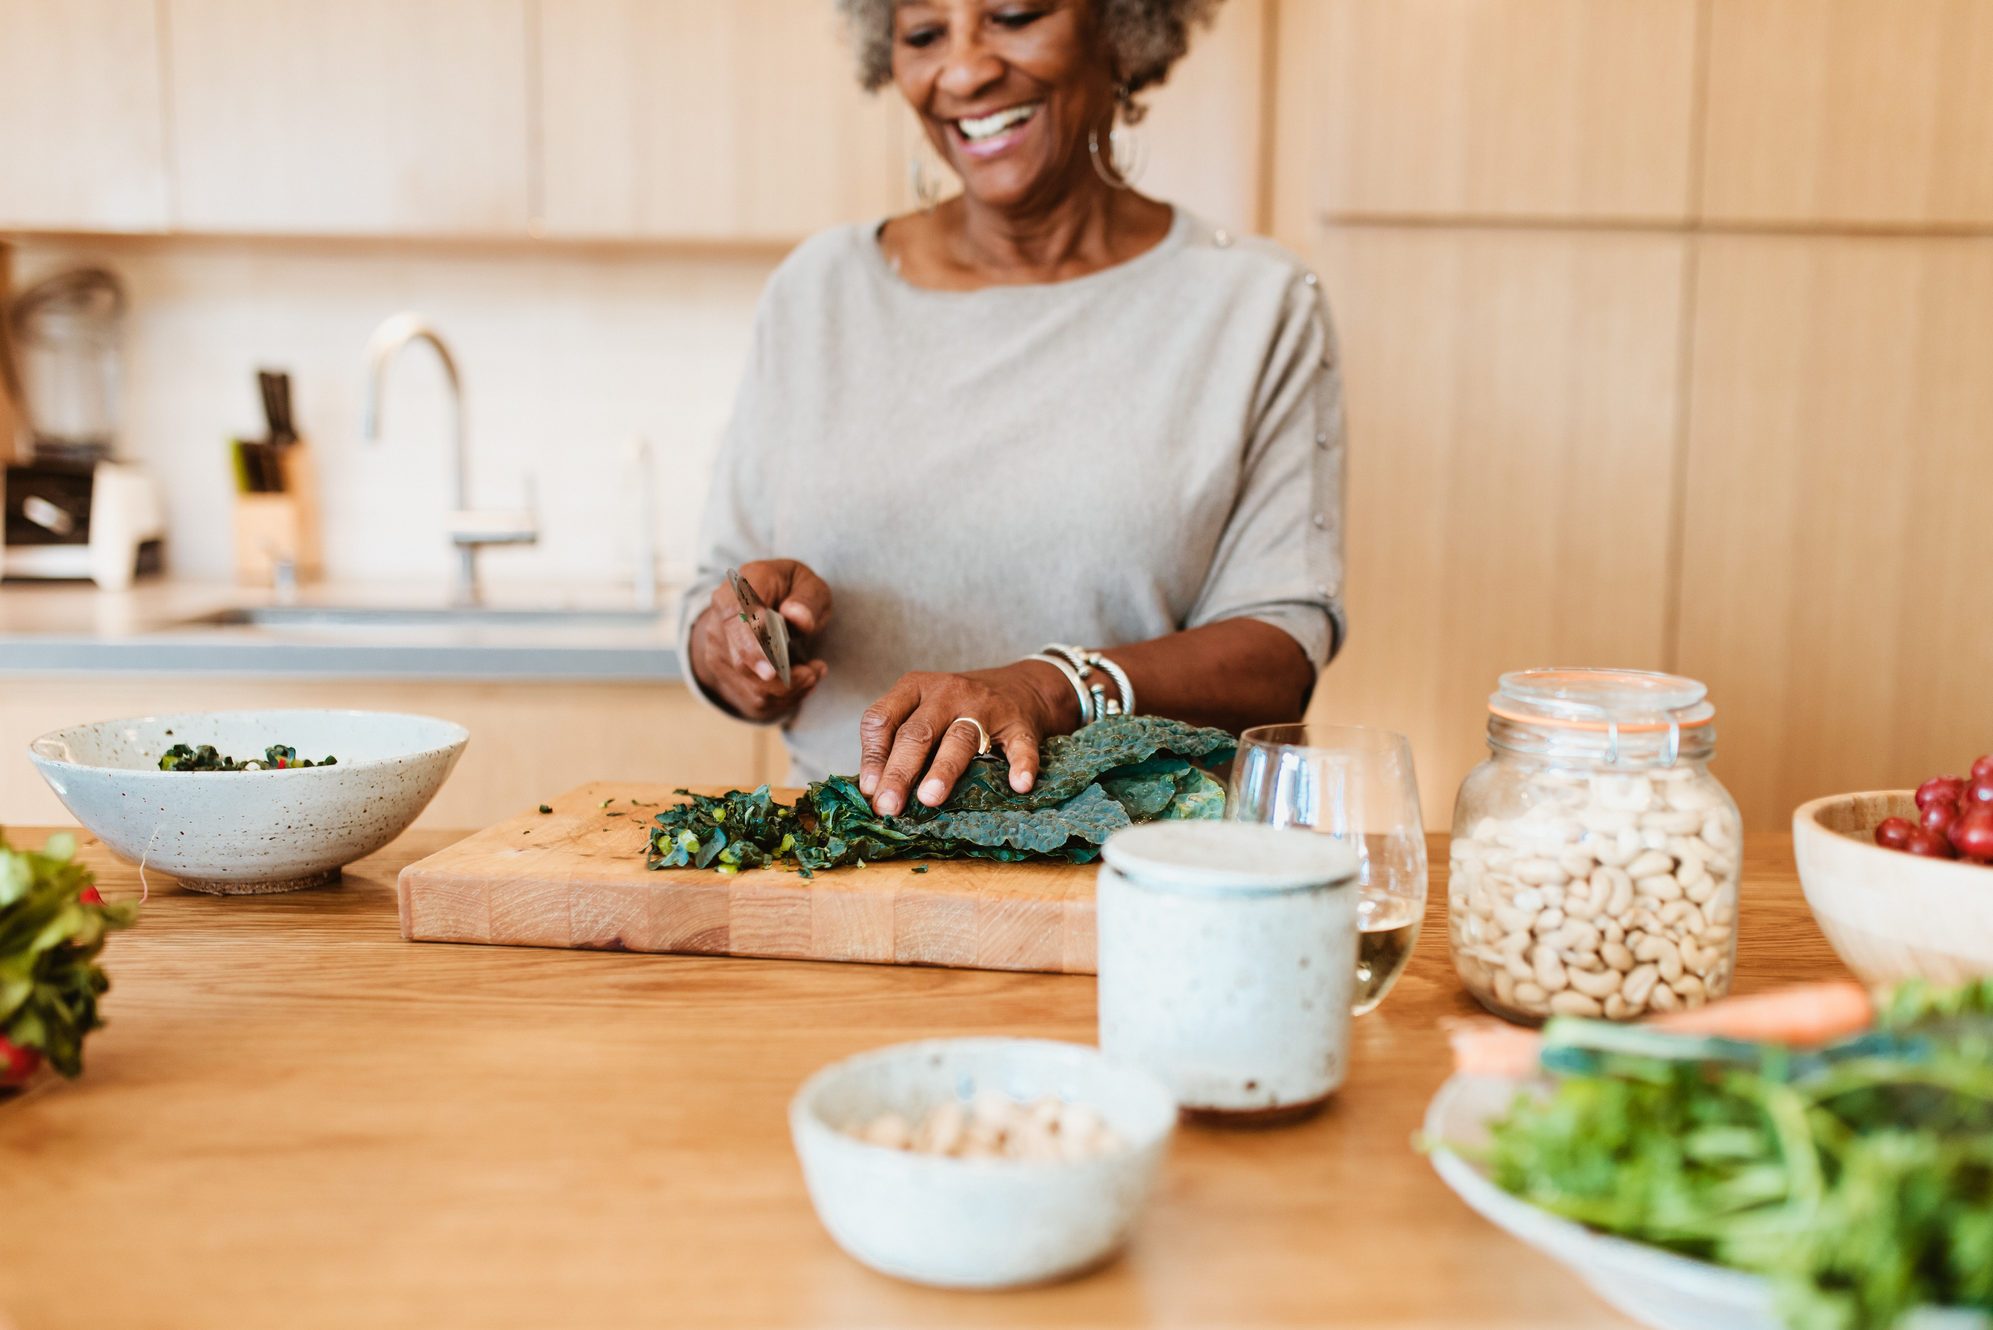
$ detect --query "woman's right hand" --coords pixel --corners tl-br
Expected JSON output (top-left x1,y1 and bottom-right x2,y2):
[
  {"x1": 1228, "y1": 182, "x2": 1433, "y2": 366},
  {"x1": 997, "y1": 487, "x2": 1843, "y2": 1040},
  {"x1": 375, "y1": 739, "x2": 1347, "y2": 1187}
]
[{"x1": 689, "y1": 558, "x2": 832, "y2": 722}]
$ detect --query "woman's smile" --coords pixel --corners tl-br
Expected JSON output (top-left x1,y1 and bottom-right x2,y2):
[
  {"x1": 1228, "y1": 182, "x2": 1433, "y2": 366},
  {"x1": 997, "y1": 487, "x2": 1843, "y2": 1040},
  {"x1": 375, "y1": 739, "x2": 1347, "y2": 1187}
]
[{"x1": 949, "y1": 100, "x2": 1045, "y2": 159}]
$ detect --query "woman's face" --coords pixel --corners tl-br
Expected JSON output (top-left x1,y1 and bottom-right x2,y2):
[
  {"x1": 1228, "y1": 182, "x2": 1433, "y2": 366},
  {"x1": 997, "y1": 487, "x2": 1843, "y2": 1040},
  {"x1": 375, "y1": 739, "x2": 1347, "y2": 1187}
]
[{"x1": 890, "y1": 0, "x2": 1117, "y2": 212}]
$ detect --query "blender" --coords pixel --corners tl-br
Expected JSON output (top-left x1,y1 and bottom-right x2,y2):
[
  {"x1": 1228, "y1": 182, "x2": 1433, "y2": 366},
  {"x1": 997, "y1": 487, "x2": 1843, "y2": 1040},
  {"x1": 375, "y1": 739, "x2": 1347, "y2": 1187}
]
[{"x1": 1, "y1": 266, "x2": 164, "y2": 587}]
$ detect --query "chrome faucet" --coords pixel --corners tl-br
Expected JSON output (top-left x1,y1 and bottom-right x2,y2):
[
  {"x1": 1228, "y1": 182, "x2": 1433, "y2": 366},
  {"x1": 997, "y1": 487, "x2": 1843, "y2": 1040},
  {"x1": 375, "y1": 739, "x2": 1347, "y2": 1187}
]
[{"x1": 361, "y1": 312, "x2": 536, "y2": 606}]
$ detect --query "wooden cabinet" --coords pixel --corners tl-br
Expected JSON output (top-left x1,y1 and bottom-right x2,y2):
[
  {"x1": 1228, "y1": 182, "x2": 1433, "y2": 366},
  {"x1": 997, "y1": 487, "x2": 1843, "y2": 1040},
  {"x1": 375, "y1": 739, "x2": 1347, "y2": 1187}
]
[
  {"x1": 539, "y1": 0, "x2": 1268, "y2": 241},
  {"x1": 0, "y1": 678, "x2": 771, "y2": 831},
  {"x1": 537, "y1": 0, "x2": 906, "y2": 241},
  {"x1": 1136, "y1": 0, "x2": 1267, "y2": 231},
  {"x1": 1701, "y1": 0, "x2": 1993, "y2": 226},
  {"x1": 0, "y1": 0, "x2": 169, "y2": 232},
  {"x1": 165, "y1": 0, "x2": 532, "y2": 236},
  {"x1": 1272, "y1": 0, "x2": 1699, "y2": 241},
  {"x1": 4, "y1": 0, "x2": 1268, "y2": 243},
  {"x1": 1304, "y1": 227, "x2": 1689, "y2": 821},
  {"x1": 1676, "y1": 236, "x2": 1993, "y2": 826}
]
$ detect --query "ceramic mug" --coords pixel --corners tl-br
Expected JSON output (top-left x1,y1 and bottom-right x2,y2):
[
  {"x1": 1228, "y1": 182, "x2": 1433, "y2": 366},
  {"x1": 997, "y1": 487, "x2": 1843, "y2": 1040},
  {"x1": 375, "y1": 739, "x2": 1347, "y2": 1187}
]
[{"x1": 1096, "y1": 821, "x2": 1359, "y2": 1121}]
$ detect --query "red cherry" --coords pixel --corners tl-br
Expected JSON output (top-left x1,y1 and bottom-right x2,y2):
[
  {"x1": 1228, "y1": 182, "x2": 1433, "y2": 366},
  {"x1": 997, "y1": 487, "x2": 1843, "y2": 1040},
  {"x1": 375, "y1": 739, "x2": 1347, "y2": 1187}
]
[
  {"x1": 1972, "y1": 755, "x2": 1993, "y2": 783},
  {"x1": 1904, "y1": 828, "x2": 1958, "y2": 859},
  {"x1": 1951, "y1": 807, "x2": 1993, "y2": 863},
  {"x1": 0, "y1": 1036, "x2": 40, "y2": 1088},
  {"x1": 1923, "y1": 800, "x2": 1962, "y2": 836},
  {"x1": 1968, "y1": 776, "x2": 1993, "y2": 806},
  {"x1": 1916, "y1": 776, "x2": 1967, "y2": 811},
  {"x1": 79, "y1": 885, "x2": 102, "y2": 905},
  {"x1": 1874, "y1": 816, "x2": 1915, "y2": 850}
]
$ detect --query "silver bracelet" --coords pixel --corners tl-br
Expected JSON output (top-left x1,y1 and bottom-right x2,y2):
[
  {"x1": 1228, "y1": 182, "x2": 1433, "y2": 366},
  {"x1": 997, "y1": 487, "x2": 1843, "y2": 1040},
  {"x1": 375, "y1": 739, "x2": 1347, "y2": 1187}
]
[
  {"x1": 1043, "y1": 643, "x2": 1092, "y2": 678},
  {"x1": 1040, "y1": 643, "x2": 1135, "y2": 721},
  {"x1": 1026, "y1": 653, "x2": 1094, "y2": 726},
  {"x1": 1087, "y1": 652, "x2": 1136, "y2": 718}
]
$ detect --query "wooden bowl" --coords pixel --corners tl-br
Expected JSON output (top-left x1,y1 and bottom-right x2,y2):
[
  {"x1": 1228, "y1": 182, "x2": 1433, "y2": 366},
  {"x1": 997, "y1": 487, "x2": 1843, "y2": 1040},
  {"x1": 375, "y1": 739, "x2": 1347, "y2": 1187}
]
[{"x1": 1791, "y1": 791, "x2": 1993, "y2": 986}]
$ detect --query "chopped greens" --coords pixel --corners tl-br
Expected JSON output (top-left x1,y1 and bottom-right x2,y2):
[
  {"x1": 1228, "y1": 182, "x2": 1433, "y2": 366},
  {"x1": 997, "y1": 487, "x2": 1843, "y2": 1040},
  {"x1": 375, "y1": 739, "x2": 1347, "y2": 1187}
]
[
  {"x1": 646, "y1": 716, "x2": 1235, "y2": 877},
  {"x1": 1, "y1": 831, "x2": 136, "y2": 1081},
  {"x1": 1480, "y1": 979, "x2": 1993, "y2": 1330},
  {"x1": 538, "y1": 805, "x2": 553, "y2": 815},
  {"x1": 159, "y1": 743, "x2": 336, "y2": 772}
]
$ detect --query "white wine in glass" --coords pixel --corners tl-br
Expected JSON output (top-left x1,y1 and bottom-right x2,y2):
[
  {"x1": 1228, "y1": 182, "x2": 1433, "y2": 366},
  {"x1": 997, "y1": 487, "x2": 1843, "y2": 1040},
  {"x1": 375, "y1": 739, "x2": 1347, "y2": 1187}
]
[{"x1": 1229, "y1": 725, "x2": 1428, "y2": 1015}]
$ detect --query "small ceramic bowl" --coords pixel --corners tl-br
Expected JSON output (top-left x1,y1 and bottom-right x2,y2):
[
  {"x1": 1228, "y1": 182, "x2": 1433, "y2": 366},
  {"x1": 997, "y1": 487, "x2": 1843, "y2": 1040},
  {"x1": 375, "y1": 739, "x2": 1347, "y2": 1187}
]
[
  {"x1": 1792, "y1": 791, "x2": 1993, "y2": 986},
  {"x1": 789, "y1": 1038, "x2": 1177, "y2": 1289},
  {"x1": 28, "y1": 709, "x2": 468, "y2": 894}
]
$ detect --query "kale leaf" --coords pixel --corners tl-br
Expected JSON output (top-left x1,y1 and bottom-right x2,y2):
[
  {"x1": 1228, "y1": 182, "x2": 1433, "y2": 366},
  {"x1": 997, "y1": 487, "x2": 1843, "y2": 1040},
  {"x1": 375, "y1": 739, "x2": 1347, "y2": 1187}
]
[{"x1": 646, "y1": 715, "x2": 1235, "y2": 876}]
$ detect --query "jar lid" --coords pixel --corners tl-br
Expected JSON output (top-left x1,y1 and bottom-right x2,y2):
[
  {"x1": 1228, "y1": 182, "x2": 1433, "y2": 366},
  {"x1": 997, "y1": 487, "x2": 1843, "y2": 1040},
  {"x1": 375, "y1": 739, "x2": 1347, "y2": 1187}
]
[
  {"x1": 1101, "y1": 821, "x2": 1357, "y2": 896},
  {"x1": 1489, "y1": 668, "x2": 1715, "y2": 733}
]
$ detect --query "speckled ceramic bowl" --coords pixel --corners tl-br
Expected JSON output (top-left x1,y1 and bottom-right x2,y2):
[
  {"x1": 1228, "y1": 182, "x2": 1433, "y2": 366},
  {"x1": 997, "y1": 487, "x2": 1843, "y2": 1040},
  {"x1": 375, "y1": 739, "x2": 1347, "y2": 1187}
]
[
  {"x1": 789, "y1": 1038, "x2": 1177, "y2": 1290},
  {"x1": 27, "y1": 709, "x2": 468, "y2": 894}
]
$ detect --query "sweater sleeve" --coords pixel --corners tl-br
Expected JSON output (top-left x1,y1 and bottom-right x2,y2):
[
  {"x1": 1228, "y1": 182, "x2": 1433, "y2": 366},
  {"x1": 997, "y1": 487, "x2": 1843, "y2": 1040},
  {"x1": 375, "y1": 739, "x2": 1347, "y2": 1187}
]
[
  {"x1": 675, "y1": 289, "x2": 781, "y2": 719},
  {"x1": 1183, "y1": 270, "x2": 1348, "y2": 669}
]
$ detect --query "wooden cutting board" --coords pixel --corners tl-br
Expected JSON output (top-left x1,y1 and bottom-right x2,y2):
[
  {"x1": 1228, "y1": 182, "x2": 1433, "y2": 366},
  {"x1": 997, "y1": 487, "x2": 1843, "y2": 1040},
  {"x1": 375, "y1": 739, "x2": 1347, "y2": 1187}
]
[{"x1": 396, "y1": 783, "x2": 1099, "y2": 974}]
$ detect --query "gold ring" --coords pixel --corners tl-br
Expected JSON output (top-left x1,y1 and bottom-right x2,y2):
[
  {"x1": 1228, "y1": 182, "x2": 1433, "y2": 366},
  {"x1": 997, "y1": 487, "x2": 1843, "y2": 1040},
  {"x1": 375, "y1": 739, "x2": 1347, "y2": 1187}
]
[{"x1": 949, "y1": 715, "x2": 992, "y2": 756}]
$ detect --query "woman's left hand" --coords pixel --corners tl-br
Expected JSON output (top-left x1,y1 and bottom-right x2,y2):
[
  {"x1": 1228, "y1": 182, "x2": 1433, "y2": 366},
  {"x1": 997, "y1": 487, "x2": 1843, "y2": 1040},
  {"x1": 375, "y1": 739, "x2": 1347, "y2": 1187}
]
[{"x1": 858, "y1": 663, "x2": 1075, "y2": 815}]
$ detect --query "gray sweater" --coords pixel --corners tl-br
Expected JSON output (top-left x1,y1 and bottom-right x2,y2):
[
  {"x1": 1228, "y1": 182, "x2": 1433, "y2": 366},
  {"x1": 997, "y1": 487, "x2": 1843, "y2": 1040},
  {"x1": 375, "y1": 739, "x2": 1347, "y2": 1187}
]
[{"x1": 678, "y1": 207, "x2": 1347, "y2": 781}]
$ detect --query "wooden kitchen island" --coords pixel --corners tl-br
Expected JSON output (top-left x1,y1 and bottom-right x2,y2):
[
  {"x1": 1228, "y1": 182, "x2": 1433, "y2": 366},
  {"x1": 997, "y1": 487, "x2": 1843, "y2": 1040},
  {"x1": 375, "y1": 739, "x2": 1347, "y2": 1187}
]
[{"x1": 0, "y1": 829, "x2": 1847, "y2": 1330}]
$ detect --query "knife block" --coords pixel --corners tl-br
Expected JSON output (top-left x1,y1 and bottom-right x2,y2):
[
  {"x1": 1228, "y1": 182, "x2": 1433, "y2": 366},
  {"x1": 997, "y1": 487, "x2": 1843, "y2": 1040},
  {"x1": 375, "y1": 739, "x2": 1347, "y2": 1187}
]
[{"x1": 232, "y1": 443, "x2": 322, "y2": 586}]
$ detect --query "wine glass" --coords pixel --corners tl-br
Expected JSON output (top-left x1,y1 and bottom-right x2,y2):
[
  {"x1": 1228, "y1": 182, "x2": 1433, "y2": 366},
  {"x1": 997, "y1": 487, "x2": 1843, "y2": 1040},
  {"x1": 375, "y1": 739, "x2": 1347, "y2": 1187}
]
[{"x1": 1228, "y1": 725, "x2": 1428, "y2": 1014}]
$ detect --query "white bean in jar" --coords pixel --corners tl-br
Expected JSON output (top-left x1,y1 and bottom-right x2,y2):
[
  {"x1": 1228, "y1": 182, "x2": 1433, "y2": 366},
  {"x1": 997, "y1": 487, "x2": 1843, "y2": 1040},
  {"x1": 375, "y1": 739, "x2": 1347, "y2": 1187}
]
[
  {"x1": 1450, "y1": 764, "x2": 1739, "y2": 1022},
  {"x1": 1447, "y1": 668, "x2": 1741, "y2": 1025}
]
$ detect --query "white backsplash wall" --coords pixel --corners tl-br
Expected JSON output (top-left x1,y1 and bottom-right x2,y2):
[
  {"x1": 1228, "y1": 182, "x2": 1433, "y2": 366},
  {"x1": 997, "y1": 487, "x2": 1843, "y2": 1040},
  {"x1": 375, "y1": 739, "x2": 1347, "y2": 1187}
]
[{"x1": 12, "y1": 239, "x2": 778, "y2": 590}]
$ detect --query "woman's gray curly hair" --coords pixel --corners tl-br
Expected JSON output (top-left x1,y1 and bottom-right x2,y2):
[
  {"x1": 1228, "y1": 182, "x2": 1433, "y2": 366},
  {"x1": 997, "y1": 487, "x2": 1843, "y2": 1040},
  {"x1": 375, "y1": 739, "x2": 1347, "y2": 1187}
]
[{"x1": 833, "y1": 0, "x2": 1224, "y2": 122}]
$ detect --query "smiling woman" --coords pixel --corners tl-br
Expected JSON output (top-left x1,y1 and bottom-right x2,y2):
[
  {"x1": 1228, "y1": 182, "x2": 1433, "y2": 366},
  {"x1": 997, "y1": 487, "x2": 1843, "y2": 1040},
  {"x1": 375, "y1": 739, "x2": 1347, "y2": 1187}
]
[
  {"x1": 677, "y1": 0, "x2": 1347, "y2": 820},
  {"x1": 836, "y1": 0, "x2": 1221, "y2": 112}
]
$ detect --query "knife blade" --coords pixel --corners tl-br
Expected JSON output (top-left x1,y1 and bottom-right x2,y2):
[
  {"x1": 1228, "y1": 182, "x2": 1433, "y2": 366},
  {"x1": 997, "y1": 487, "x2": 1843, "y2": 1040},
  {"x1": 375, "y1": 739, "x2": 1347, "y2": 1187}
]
[{"x1": 726, "y1": 567, "x2": 791, "y2": 688}]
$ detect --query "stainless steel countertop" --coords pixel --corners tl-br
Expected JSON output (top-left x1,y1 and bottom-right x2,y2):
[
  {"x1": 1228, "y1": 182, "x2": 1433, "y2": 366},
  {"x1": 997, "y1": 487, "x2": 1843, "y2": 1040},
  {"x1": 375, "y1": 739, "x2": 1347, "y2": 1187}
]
[{"x1": 0, "y1": 579, "x2": 684, "y2": 681}]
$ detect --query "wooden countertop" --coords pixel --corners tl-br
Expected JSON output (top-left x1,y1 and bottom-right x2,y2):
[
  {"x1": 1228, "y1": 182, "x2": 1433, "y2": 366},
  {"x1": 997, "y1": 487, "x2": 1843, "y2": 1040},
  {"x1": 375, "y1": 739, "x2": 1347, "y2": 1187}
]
[{"x1": 0, "y1": 829, "x2": 1847, "y2": 1330}]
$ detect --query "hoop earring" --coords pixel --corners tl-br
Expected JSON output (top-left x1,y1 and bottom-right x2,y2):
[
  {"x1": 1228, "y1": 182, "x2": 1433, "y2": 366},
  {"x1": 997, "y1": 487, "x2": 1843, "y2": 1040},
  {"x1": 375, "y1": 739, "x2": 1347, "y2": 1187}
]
[
  {"x1": 908, "y1": 147, "x2": 944, "y2": 212},
  {"x1": 1088, "y1": 123, "x2": 1145, "y2": 190}
]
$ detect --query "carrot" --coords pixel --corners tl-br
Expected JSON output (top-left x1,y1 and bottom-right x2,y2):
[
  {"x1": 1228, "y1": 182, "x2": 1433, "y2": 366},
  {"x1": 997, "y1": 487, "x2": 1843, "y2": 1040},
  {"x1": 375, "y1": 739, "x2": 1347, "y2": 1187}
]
[
  {"x1": 1642, "y1": 981, "x2": 1873, "y2": 1044},
  {"x1": 1445, "y1": 981, "x2": 1877, "y2": 1078},
  {"x1": 1445, "y1": 1019, "x2": 1544, "y2": 1079}
]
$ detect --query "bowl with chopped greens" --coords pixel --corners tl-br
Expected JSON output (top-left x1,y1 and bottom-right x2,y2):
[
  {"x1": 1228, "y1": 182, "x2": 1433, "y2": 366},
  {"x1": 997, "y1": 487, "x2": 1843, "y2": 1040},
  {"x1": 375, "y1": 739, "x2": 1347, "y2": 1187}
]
[
  {"x1": 1425, "y1": 980, "x2": 1993, "y2": 1330},
  {"x1": 28, "y1": 709, "x2": 467, "y2": 894}
]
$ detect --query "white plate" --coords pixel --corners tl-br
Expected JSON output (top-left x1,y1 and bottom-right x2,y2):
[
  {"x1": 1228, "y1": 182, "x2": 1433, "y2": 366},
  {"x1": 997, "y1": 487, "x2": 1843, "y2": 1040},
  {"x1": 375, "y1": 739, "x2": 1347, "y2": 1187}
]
[{"x1": 1424, "y1": 1073, "x2": 1986, "y2": 1330}]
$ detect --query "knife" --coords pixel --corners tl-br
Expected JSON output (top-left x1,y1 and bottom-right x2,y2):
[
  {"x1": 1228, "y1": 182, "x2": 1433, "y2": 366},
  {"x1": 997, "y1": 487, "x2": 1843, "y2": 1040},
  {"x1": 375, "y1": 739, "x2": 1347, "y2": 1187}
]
[
  {"x1": 727, "y1": 567, "x2": 792, "y2": 687},
  {"x1": 258, "y1": 369, "x2": 297, "y2": 446}
]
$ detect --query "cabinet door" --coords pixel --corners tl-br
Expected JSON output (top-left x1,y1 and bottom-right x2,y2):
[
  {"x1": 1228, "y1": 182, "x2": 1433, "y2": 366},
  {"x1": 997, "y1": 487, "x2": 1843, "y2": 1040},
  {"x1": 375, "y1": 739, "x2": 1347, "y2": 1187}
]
[
  {"x1": 1701, "y1": 0, "x2": 1993, "y2": 226},
  {"x1": 1138, "y1": 0, "x2": 1267, "y2": 232},
  {"x1": 538, "y1": 0, "x2": 905, "y2": 241},
  {"x1": 166, "y1": 0, "x2": 531, "y2": 235},
  {"x1": 1676, "y1": 237, "x2": 1993, "y2": 825},
  {"x1": 1304, "y1": 228, "x2": 1688, "y2": 823},
  {"x1": 1272, "y1": 0, "x2": 1698, "y2": 241},
  {"x1": 0, "y1": 0, "x2": 169, "y2": 232}
]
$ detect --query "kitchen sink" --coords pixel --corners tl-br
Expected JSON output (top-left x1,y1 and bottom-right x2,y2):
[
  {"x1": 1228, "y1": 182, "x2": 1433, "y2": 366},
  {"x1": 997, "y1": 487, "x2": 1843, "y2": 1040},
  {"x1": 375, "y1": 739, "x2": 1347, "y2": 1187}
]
[{"x1": 185, "y1": 605, "x2": 665, "y2": 630}]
